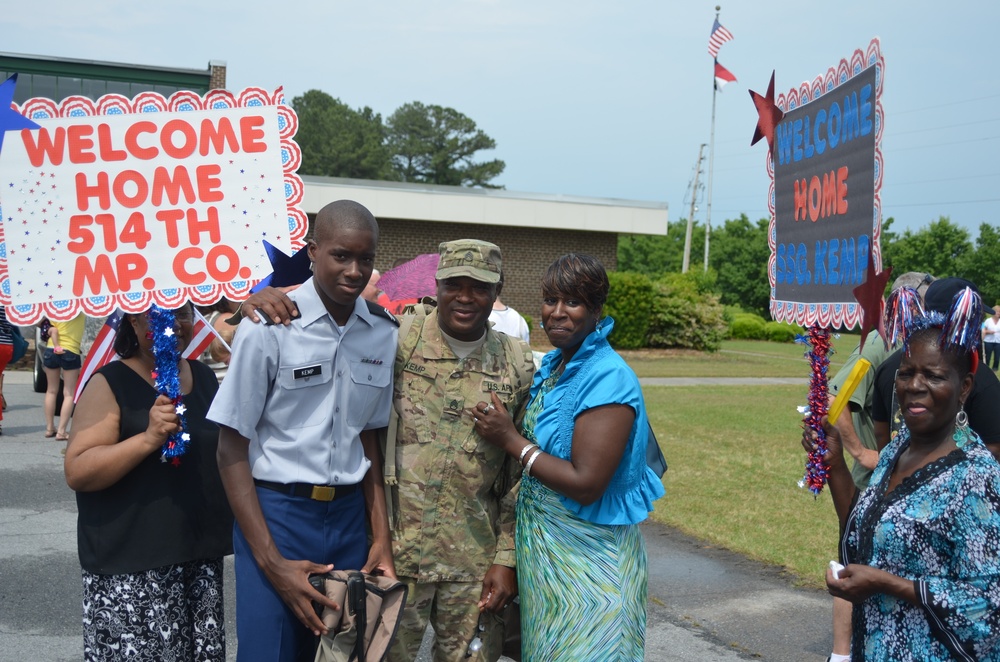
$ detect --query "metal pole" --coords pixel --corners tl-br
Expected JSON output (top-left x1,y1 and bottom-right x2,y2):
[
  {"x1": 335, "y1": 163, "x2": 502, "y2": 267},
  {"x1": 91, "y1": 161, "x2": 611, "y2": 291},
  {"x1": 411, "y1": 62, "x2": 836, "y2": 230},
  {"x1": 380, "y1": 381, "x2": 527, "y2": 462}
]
[
  {"x1": 682, "y1": 144, "x2": 705, "y2": 273},
  {"x1": 704, "y1": 6, "x2": 721, "y2": 272}
]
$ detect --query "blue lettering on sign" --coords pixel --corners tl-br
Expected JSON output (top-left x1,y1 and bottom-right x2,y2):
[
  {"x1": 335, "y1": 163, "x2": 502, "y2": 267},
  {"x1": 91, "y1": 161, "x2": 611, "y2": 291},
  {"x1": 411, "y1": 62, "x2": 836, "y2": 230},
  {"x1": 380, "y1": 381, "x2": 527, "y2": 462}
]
[
  {"x1": 776, "y1": 83, "x2": 873, "y2": 166},
  {"x1": 813, "y1": 235, "x2": 870, "y2": 286},
  {"x1": 776, "y1": 242, "x2": 810, "y2": 286}
]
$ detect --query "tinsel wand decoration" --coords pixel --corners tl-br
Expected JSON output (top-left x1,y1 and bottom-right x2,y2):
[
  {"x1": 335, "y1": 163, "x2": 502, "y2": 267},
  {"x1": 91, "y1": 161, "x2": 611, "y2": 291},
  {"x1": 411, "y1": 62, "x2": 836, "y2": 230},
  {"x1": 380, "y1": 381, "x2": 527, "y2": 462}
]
[
  {"x1": 147, "y1": 305, "x2": 191, "y2": 464},
  {"x1": 796, "y1": 325, "x2": 832, "y2": 495}
]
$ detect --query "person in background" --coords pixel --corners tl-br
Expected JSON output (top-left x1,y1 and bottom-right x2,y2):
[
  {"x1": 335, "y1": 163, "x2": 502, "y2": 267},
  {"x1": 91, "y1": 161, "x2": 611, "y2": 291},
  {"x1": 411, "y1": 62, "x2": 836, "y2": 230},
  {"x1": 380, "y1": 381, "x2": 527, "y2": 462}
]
[
  {"x1": 475, "y1": 253, "x2": 664, "y2": 660},
  {"x1": 198, "y1": 299, "x2": 240, "y2": 382},
  {"x1": 64, "y1": 302, "x2": 233, "y2": 660},
  {"x1": 489, "y1": 286, "x2": 531, "y2": 344},
  {"x1": 43, "y1": 313, "x2": 85, "y2": 441},
  {"x1": 823, "y1": 287, "x2": 1000, "y2": 660},
  {"x1": 362, "y1": 268, "x2": 382, "y2": 303},
  {"x1": 0, "y1": 306, "x2": 13, "y2": 434},
  {"x1": 983, "y1": 305, "x2": 1000, "y2": 371}
]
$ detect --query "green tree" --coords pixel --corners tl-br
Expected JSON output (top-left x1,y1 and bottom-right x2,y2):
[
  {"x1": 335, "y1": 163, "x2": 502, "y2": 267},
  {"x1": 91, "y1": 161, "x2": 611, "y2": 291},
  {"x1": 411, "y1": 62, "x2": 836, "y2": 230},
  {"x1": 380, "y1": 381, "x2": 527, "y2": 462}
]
[
  {"x1": 618, "y1": 219, "x2": 706, "y2": 275},
  {"x1": 958, "y1": 223, "x2": 1000, "y2": 307},
  {"x1": 882, "y1": 216, "x2": 972, "y2": 280},
  {"x1": 709, "y1": 215, "x2": 771, "y2": 316},
  {"x1": 387, "y1": 102, "x2": 504, "y2": 187},
  {"x1": 292, "y1": 90, "x2": 396, "y2": 180}
]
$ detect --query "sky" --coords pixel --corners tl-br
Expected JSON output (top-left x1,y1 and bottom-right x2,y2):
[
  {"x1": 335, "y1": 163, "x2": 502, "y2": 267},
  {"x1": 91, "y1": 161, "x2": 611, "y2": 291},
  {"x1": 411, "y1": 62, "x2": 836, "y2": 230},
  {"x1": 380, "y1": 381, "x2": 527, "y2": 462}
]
[{"x1": 2, "y1": 0, "x2": 998, "y2": 237}]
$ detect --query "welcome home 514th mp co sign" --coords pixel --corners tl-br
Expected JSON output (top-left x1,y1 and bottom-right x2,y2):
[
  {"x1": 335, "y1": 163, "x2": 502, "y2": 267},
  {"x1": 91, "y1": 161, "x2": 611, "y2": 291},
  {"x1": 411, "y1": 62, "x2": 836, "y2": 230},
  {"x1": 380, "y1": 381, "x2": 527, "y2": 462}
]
[{"x1": 0, "y1": 88, "x2": 306, "y2": 324}]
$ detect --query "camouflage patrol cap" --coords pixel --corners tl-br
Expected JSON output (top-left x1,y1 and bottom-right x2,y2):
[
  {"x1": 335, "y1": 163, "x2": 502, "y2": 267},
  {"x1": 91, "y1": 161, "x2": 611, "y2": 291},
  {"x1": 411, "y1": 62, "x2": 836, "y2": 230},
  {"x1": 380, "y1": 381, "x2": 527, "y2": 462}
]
[{"x1": 435, "y1": 239, "x2": 502, "y2": 284}]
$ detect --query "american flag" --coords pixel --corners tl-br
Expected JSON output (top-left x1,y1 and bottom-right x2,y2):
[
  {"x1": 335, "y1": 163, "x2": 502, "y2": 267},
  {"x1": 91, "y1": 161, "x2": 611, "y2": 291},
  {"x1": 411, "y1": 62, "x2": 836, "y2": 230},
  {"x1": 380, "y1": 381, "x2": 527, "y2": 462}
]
[
  {"x1": 184, "y1": 307, "x2": 230, "y2": 361},
  {"x1": 74, "y1": 310, "x2": 123, "y2": 403},
  {"x1": 708, "y1": 19, "x2": 734, "y2": 58},
  {"x1": 73, "y1": 307, "x2": 231, "y2": 402}
]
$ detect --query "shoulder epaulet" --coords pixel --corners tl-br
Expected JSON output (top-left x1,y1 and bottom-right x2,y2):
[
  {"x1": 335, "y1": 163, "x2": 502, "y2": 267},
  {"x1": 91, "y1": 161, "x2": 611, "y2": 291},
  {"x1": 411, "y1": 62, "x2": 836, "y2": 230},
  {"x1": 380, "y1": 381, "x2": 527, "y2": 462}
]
[{"x1": 365, "y1": 300, "x2": 400, "y2": 326}]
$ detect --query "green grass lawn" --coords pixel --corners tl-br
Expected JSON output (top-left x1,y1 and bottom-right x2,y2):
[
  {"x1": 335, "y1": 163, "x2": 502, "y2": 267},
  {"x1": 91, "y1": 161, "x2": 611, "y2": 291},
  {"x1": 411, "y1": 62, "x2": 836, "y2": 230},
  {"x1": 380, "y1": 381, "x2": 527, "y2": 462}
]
[
  {"x1": 627, "y1": 337, "x2": 861, "y2": 588},
  {"x1": 622, "y1": 334, "x2": 861, "y2": 378}
]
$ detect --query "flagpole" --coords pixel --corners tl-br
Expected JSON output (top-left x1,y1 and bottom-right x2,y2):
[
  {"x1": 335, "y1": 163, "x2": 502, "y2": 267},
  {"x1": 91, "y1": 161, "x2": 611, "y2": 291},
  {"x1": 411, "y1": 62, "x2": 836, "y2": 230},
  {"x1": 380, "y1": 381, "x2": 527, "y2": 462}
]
[{"x1": 704, "y1": 5, "x2": 721, "y2": 272}]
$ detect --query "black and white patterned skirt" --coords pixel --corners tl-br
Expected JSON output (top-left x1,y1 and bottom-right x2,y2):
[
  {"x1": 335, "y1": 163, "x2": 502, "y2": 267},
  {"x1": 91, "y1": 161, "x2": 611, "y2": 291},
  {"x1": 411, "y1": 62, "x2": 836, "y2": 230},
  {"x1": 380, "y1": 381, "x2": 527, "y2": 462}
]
[{"x1": 82, "y1": 558, "x2": 225, "y2": 661}]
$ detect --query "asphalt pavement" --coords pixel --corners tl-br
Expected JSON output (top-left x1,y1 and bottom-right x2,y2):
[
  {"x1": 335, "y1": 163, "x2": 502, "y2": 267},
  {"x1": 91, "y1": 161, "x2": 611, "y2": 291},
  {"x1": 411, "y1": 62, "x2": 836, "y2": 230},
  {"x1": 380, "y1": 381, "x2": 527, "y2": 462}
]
[{"x1": 0, "y1": 371, "x2": 831, "y2": 661}]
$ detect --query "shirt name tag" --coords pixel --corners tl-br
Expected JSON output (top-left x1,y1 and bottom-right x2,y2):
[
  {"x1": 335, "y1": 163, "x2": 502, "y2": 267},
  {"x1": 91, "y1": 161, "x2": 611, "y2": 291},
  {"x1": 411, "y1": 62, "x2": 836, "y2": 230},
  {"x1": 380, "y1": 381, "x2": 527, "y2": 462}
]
[
  {"x1": 293, "y1": 365, "x2": 322, "y2": 379},
  {"x1": 484, "y1": 381, "x2": 513, "y2": 394}
]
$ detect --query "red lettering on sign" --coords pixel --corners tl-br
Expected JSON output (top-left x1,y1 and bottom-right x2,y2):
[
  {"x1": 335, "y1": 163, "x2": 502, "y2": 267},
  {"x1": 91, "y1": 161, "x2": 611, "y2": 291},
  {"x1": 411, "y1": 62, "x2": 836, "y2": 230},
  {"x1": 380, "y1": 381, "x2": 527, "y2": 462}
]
[
  {"x1": 124, "y1": 121, "x2": 159, "y2": 160},
  {"x1": 21, "y1": 127, "x2": 66, "y2": 167},
  {"x1": 75, "y1": 172, "x2": 111, "y2": 211},
  {"x1": 151, "y1": 166, "x2": 197, "y2": 206},
  {"x1": 199, "y1": 117, "x2": 239, "y2": 156},
  {"x1": 240, "y1": 115, "x2": 267, "y2": 153},
  {"x1": 96, "y1": 124, "x2": 127, "y2": 162},
  {"x1": 67, "y1": 125, "x2": 96, "y2": 164}
]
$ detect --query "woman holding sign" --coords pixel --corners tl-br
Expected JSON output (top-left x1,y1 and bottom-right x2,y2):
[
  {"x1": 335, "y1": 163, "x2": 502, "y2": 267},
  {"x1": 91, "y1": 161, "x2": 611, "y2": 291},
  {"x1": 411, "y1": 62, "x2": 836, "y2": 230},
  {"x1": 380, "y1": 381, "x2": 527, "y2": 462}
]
[
  {"x1": 64, "y1": 303, "x2": 233, "y2": 660},
  {"x1": 823, "y1": 287, "x2": 1000, "y2": 661}
]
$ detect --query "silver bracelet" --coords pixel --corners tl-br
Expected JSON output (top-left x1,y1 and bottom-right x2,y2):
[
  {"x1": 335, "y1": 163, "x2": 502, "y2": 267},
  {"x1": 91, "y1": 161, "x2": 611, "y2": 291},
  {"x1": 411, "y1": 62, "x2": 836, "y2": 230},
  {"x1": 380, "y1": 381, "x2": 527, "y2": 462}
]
[
  {"x1": 518, "y1": 444, "x2": 539, "y2": 464},
  {"x1": 524, "y1": 449, "x2": 542, "y2": 477}
]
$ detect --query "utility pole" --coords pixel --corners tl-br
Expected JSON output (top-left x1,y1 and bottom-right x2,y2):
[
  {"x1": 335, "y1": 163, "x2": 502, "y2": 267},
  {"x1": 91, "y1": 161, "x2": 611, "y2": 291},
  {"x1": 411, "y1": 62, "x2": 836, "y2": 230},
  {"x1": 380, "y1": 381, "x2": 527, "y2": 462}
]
[{"x1": 682, "y1": 144, "x2": 706, "y2": 273}]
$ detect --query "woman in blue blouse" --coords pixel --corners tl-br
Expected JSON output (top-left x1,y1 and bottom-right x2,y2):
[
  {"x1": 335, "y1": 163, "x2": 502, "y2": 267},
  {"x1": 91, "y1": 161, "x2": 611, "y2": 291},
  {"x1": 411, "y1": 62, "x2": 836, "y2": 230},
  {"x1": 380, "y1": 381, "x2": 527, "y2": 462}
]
[
  {"x1": 474, "y1": 253, "x2": 664, "y2": 661},
  {"x1": 823, "y1": 289, "x2": 1000, "y2": 661}
]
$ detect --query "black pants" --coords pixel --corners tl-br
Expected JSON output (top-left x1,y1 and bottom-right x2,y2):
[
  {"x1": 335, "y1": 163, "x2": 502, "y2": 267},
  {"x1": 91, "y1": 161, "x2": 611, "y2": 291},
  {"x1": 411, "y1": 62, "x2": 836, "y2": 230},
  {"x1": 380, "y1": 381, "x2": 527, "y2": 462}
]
[{"x1": 987, "y1": 343, "x2": 1000, "y2": 370}]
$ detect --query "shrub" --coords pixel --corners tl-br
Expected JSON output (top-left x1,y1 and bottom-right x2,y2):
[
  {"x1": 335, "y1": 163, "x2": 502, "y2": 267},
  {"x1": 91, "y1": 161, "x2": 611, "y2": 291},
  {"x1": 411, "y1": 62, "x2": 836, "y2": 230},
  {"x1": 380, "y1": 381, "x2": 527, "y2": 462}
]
[
  {"x1": 729, "y1": 313, "x2": 767, "y2": 339},
  {"x1": 763, "y1": 321, "x2": 798, "y2": 343},
  {"x1": 605, "y1": 272, "x2": 655, "y2": 349},
  {"x1": 647, "y1": 276, "x2": 727, "y2": 351}
]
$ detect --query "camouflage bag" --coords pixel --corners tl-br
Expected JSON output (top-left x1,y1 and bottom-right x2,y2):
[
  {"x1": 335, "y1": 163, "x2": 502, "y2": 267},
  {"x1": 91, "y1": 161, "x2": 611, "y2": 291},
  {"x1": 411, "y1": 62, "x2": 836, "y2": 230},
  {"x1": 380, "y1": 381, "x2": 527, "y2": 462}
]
[{"x1": 311, "y1": 571, "x2": 408, "y2": 662}]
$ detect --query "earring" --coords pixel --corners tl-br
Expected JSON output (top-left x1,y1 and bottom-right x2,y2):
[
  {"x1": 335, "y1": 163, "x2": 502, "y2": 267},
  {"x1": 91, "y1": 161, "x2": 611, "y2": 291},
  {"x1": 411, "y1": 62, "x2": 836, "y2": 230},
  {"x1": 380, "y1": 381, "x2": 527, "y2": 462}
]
[
  {"x1": 309, "y1": 261, "x2": 314, "y2": 272},
  {"x1": 954, "y1": 406, "x2": 971, "y2": 448},
  {"x1": 145, "y1": 331, "x2": 154, "y2": 340}
]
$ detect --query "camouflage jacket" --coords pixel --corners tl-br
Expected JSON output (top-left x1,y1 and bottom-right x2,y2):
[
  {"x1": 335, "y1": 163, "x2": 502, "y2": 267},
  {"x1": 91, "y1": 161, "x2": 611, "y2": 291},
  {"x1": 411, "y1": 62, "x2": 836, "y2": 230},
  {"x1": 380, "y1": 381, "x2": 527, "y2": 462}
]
[{"x1": 388, "y1": 307, "x2": 534, "y2": 582}]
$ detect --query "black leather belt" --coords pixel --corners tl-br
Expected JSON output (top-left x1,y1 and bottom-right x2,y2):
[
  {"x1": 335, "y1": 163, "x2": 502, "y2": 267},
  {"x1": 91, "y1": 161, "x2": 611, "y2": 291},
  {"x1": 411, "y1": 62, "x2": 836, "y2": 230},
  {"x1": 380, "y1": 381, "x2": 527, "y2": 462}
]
[{"x1": 253, "y1": 479, "x2": 360, "y2": 502}]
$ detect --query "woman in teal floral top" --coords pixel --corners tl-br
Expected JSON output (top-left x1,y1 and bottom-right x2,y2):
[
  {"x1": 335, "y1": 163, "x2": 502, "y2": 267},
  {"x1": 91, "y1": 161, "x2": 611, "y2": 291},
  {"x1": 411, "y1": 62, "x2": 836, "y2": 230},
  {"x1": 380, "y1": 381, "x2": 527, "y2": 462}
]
[{"x1": 824, "y1": 293, "x2": 1000, "y2": 661}]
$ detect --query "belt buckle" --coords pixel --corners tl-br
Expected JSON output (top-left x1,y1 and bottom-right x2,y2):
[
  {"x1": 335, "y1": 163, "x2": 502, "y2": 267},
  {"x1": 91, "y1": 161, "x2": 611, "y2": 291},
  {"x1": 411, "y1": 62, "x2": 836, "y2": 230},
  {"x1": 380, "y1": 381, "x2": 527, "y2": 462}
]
[{"x1": 311, "y1": 485, "x2": 336, "y2": 501}]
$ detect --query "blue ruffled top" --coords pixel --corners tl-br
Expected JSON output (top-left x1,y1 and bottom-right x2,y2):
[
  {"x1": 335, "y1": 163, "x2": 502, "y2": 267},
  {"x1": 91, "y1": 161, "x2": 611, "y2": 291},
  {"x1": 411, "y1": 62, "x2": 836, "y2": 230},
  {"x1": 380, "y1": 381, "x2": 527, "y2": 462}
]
[{"x1": 528, "y1": 317, "x2": 665, "y2": 525}]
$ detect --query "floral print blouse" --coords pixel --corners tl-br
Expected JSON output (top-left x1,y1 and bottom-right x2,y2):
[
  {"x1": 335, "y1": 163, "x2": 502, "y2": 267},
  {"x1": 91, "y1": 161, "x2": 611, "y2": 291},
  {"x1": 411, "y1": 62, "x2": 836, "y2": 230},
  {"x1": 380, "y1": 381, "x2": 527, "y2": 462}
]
[{"x1": 842, "y1": 427, "x2": 1000, "y2": 661}]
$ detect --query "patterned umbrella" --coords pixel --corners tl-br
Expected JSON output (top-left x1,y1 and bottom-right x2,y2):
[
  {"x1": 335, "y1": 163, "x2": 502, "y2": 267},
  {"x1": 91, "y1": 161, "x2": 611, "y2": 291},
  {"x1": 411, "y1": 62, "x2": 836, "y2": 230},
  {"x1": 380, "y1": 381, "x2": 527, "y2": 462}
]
[{"x1": 378, "y1": 253, "x2": 439, "y2": 300}]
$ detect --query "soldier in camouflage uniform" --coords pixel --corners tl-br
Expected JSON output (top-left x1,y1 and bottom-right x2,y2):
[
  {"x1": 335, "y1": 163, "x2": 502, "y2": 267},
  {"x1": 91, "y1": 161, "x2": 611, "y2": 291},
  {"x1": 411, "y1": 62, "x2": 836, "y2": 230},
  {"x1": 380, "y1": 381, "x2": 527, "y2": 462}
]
[{"x1": 385, "y1": 240, "x2": 534, "y2": 662}]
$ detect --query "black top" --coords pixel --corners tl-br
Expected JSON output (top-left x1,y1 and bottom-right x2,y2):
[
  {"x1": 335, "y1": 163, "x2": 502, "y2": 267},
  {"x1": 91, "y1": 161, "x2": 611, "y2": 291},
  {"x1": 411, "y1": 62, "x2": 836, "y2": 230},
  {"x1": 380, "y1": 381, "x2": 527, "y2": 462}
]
[
  {"x1": 872, "y1": 348, "x2": 1000, "y2": 446},
  {"x1": 76, "y1": 360, "x2": 234, "y2": 574}
]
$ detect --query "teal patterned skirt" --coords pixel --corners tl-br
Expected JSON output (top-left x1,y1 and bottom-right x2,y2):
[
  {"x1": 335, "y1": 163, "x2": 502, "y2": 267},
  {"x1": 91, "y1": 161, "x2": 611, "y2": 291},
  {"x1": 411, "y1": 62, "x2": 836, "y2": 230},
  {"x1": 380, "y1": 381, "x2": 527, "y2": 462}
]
[{"x1": 515, "y1": 476, "x2": 648, "y2": 661}]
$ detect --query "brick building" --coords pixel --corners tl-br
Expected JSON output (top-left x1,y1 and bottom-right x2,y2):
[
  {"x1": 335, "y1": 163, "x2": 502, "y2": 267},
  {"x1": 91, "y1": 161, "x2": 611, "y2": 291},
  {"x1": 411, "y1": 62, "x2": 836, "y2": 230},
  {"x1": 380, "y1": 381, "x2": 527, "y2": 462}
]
[{"x1": 302, "y1": 176, "x2": 667, "y2": 343}]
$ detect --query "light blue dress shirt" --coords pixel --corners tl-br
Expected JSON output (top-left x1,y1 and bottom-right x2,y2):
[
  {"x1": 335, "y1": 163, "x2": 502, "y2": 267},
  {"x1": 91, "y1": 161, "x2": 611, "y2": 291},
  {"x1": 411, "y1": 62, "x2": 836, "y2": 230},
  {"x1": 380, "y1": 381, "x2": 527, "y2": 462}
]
[{"x1": 208, "y1": 278, "x2": 397, "y2": 485}]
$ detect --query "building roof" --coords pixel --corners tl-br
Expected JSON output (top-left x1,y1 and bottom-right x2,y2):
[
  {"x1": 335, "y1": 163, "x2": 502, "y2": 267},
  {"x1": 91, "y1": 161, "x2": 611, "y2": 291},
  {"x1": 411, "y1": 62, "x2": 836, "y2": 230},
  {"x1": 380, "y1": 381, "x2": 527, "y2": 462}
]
[
  {"x1": 0, "y1": 51, "x2": 216, "y2": 85},
  {"x1": 302, "y1": 175, "x2": 668, "y2": 236}
]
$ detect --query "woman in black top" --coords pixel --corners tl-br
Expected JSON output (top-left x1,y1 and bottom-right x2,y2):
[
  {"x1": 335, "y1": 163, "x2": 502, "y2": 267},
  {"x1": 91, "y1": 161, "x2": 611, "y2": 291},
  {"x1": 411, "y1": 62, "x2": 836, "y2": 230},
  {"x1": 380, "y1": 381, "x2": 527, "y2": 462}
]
[{"x1": 64, "y1": 304, "x2": 233, "y2": 661}]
